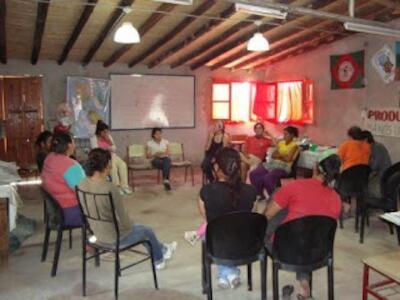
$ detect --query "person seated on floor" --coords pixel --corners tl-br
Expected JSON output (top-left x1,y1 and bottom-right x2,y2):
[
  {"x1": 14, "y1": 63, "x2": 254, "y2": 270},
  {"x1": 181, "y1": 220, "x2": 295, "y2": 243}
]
[
  {"x1": 337, "y1": 126, "x2": 371, "y2": 172},
  {"x1": 249, "y1": 126, "x2": 299, "y2": 200},
  {"x1": 146, "y1": 128, "x2": 172, "y2": 191},
  {"x1": 201, "y1": 120, "x2": 231, "y2": 183},
  {"x1": 79, "y1": 148, "x2": 177, "y2": 270},
  {"x1": 240, "y1": 122, "x2": 274, "y2": 182},
  {"x1": 41, "y1": 132, "x2": 86, "y2": 227},
  {"x1": 90, "y1": 120, "x2": 132, "y2": 195},
  {"x1": 198, "y1": 147, "x2": 257, "y2": 289},
  {"x1": 361, "y1": 130, "x2": 392, "y2": 199},
  {"x1": 264, "y1": 151, "x2": 342, "y2": 300},
  {"x1": 35, "y1": 130, "x2": 53, "y2": 173}
]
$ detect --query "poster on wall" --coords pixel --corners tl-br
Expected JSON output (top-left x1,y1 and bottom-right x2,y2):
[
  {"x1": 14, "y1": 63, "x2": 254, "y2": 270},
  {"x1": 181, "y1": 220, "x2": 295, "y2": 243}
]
[
  {"x1": 330, "y1": 50, "x2": 365, "y2": 89},
  {"x1": 395, "y1": 41, "x2": 400, "y2": 80},
  {"x1": 362, "y1": 107, "x2": 400, "y2": 137},
  {"x1": 66, "y1": 77, "x2": 110, "y2": 138},
  {"x1": 371, "y1": 44, "x2": 395, "y2": 84}
]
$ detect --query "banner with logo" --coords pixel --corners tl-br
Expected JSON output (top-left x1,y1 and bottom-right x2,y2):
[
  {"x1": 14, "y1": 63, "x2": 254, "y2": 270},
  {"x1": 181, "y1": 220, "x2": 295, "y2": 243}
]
[
  {"x1": 372, "y1": 44, "x2": 395, "y2": 84},
  {"x1": 363, "y1": 107, "x2": 400, "y2": 137},
  {"x1": 330, "y1": 50, "x2": 365, "y2": 89}
]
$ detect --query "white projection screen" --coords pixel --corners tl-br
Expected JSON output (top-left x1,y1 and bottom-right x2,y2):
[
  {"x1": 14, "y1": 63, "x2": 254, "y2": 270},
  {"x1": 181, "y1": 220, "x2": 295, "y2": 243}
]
[{"x1": 110, "y1": 74, "x2": 195, "y2": 130}]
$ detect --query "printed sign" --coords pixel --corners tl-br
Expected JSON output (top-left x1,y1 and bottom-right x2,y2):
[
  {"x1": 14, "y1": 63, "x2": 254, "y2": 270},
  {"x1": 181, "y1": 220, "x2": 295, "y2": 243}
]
[{"x1": 363, "y1": 107, "x2": 400, "y2": 137}]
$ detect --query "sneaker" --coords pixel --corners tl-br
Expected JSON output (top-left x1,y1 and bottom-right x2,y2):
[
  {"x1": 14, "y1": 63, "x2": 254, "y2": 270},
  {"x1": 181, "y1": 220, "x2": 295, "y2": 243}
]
[
  {"x1": 217, "y1": 277, "x2": 230, "y2": 289},
  {"x1": 227, "y1": 274, "x2": 241, "y2": 289},
  {"x1": 163, "y1": 241, "x2": 177, "y2": 260},
  {"x1": 122, "y1": 187, "x2": 133, "y2": 195},
  {"x1": 119, "y1": 188, "x2": 125, "y2": 196},
  {"x1": 163, "y1": 179, "x2": 171, "y2": 191},
  {"x1": 184, "y1": 231, "x2": 198, "y2": 246},
  {"x1": 155, "y1": 260, "x2": 166, "y2": 270},
  {"x1": 282, "y1": 285, "x2": 294, "y2": 300}
]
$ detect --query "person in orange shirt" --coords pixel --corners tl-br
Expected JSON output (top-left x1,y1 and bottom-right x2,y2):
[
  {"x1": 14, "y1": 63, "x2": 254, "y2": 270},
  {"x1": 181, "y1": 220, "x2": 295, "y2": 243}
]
[
  {"x1": 337, "y1": 126, "x2": 371, "y2": 172},
  {"x1": 240, "y1": 122, "x2": 274, "y2": 181}
]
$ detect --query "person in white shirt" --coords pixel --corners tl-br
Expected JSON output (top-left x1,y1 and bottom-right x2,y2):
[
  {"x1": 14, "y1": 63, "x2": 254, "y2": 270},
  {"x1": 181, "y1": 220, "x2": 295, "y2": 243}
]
[
  {"x1": 147, "y1": 128, "x2": 172, "y2": 191},
  {"x1": 90, "y1": 120, "x2": 132, "y2": 195}
]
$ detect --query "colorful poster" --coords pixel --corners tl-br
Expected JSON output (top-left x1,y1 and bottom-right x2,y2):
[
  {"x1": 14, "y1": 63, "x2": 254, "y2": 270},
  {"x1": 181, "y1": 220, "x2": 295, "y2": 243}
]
[
  {"x1": 67, "y1": 77, "x2": 110, "y2": 138},
  {"x1": 395, "y1": 41, "x2": 400, "y2": 80},
  {"x1": 371, "y1": 44, "x2": 395, "y2": 84},
  {"x1": 330, "y1": 50, "x2": 365, "y2": 89},
  {"x1": 362, "y1": 107, "x2": 400, "y2": 137}
]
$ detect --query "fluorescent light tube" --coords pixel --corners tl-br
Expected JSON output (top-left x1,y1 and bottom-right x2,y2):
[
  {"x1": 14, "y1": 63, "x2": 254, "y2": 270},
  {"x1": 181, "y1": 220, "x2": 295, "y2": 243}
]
[
  {"x1": 153, "y1": 0, "x2": 193, "y2": 5},
  {"x1": 343, "y1": 22, "x2": 400, "y2": 38},
  {"x1": 235, "y1": 3, "x2": 287, "y2": 19}
]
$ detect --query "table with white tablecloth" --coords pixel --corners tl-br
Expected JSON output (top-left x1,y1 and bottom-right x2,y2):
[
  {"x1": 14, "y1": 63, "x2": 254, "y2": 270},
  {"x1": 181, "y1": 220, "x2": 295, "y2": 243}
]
[{"x1": 297, "y1": 147, "x2": 337, "y2": 170}]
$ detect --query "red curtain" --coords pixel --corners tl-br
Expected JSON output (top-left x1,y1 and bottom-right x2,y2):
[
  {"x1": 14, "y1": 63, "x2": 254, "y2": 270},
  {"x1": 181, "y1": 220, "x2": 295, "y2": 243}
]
[{"x1": 253, "y1": 82, "x2": 276, "y2": 120}]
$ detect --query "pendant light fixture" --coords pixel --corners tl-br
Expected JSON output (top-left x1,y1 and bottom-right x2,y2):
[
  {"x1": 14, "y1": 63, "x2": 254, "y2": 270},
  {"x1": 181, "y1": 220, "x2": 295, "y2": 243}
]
[
  {"x1": 247, "y1": 21, "x2": 269, "y2": 52},
  {"x1": 113, "y1": 7, "x2": 141, "y2": 44}
]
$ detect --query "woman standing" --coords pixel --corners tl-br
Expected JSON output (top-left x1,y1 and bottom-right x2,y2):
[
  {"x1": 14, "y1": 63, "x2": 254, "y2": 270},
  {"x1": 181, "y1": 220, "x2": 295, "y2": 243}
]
[
  {"x1": 41, "y1": 132, "x2": 86, "y2": 226},
  {"x1": 198, "y1": 147, "x2": 257, "y2": 289},
  {"x1": 90, "y1": 121, "x2": 132, "y2": 195},
  {"x1": 201, "y1": 121, "x2": 230, "y2": 183},
  {"x1": 249, "y1": 126, "x2": 299, "y2": 199}
]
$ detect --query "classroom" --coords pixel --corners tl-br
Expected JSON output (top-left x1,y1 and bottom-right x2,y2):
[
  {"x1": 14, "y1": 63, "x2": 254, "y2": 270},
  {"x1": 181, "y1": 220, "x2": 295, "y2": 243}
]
[{"x1": 1, "y1": 0, "x2": 400, "y2": 299}]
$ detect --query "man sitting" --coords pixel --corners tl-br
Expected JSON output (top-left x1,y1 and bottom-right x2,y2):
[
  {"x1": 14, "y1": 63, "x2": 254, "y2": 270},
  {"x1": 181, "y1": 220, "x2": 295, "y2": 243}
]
[{"x1": 240, "y1": 122, "x2": 273, "y2": 182}]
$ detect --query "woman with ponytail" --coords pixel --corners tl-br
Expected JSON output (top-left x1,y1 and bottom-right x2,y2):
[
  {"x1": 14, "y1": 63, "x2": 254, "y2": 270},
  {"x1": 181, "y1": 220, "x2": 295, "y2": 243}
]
[
  {"x1": 197, "y1": 147, "x2": 257, "y2": 289},
  {"x1": 90, "y1": 120, "x2": 132, "y2": 195},
  {"x1": 264, "y1": 150, "x2": 342, "y2": 300}
]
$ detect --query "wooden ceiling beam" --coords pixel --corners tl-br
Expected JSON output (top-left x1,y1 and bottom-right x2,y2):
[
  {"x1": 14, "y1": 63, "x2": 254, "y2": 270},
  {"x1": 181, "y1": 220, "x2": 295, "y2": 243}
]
[
  {"x1": 188, "y1": 0, "x2": 336, "y2": 70},
  {"x1": 58, "y1": 0, "x2": 98, "y2": 65},
  {"x1": 31, "y1": 0, "x2": 51, "y2": 65},
  {"x1": 253, "y1": 6, "x2": 392, "y2": 69},
  {"x1": 145, "y1": 4, "x2": 236, "y2": 68},
  {"x1": 81, "y1": 0, "x2": 135, "y2": 66},
  {"x1": 103, "y1": 3, "x2": 176, "y2": 67},
  {"x1": 0, "y1": 0, "x2": 6, "y2": 64},
  {"x1": 143, "y1": 0, "x2": 218, "y2": 69}
]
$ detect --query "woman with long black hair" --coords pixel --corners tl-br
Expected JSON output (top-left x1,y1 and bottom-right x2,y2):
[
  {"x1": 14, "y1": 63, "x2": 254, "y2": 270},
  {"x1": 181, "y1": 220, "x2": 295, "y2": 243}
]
[{"x1": 198, "y1": 147, "x2": 257, "y2": 289}]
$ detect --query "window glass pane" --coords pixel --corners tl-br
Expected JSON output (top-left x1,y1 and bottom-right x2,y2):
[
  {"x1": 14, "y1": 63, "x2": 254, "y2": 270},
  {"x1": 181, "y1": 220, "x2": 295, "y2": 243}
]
[
  {"x1": 212, "y1": 83, "x2": 230, "y2": 101},
  {"x1": 277, "y1": 81, "x2": 303, "y2": 123},
  {"x1": 212, "y1": 102, "x2": 229, "y2": 119},
  {"x1": 231, "y1": 82, "x2": 250, "y2": 122}
]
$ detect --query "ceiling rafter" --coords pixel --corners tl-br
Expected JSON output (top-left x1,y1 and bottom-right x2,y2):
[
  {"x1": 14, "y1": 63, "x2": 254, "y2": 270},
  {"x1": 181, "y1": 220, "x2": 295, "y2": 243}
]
[
  {"x1": 103, "y1": 3, "x2": 176, "y2": 67},
  {"x1": 58, "y1": 0, "x2": 98, "y2": 65},
  {"x1": 31, "y1": 0, "x2": 51, "y2": 65},
  {"x1": 81, "y1": 0, "x2": 135, "y2": 66}
]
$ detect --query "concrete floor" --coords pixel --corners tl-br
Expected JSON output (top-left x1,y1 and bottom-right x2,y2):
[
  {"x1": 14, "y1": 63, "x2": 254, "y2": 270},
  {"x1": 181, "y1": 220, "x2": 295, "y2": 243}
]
[{"x1": 1, "y1": 172, "x2": 400, "y2": 300}]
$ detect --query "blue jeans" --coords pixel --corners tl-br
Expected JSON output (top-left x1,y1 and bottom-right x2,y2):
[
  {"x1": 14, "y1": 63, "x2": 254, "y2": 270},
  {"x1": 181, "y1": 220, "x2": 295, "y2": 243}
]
[
  {"x1": 152, "y1": 157, "x2": 171, "y2": 180},
  {"x1": 218, "y1": 265, "x2": 240, "y2": 280},
  {"x1": 120, "y1": 224, "x2": 166, "y2": 263}
]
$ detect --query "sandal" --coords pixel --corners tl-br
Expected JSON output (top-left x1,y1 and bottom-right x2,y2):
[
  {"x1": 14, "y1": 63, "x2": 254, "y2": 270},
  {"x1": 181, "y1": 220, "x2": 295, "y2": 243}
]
[{"x1": 282, "y1": 285, "x2": 294, "y2": 299}]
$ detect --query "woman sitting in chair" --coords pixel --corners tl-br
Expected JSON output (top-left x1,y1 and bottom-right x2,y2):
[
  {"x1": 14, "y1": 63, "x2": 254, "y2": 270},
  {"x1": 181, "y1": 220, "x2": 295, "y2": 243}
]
[
  {"x1": 264, "y1": 151, "x2": 342, "y2": 300},
  {"x1": 78, "y1": 148, "x2": 177, "y2": 270},
  {"x1": 249, "y1": 126, "x2": 299, "y2": 200},
  {"x1": 41, "y1": 132, "x2": 86, "y2": 226},
  {"x1": 198, "y1": 147, "x2": 257, "y2": 289},
  {"x1": 90, "y1": 120, "x2": 132, "y2": 195}
]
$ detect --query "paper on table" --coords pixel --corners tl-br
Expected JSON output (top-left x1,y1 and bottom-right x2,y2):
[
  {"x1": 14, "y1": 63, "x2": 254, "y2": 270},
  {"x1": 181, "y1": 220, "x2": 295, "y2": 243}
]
[{"x1": 381, "y1": 211, "x2": 400, "y2": 226}]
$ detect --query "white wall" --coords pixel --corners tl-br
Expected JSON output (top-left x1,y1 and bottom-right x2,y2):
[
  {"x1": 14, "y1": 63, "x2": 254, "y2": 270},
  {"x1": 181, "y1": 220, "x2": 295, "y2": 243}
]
[
  {"x1": 260, "y1": 30, "x2": 400, "y2": 162},
  {"x1": 0, "y1": 59, "x2": 264, "y2": 164}
]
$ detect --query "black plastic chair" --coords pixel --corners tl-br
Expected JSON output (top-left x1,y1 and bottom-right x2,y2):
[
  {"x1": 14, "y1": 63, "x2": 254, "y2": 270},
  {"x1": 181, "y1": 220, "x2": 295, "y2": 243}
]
[
  {"x1": 269, "y1": 216, "x2": 337, "y2": 300},
  {"x1": 202, "y1": 212, "x2": 267, "y2": 300},
  {"x1": 40, "y1": 187, "x2": 81, "y2": 277},
  {"x1": 76, "y1": 187, "x2": 158, "y2": 300},
  {"x1": 336, "y1": 164, "x2": 370, "y2": 232},
  {"x1": 360, "y1": 162, "x2": 400, "y2": 243}
]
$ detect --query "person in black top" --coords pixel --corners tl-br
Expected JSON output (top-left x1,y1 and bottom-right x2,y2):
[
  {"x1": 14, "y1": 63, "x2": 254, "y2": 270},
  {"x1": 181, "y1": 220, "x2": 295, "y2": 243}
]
[
  {"x1": 201, "y1": 121, "x2": 231, "y2": 183},
  {"x1": 198, "y1": 147, "x2": 257, "y2": 289},
  {"x1": 35, "y1": 130, "x2": 53, "y2": 173}
]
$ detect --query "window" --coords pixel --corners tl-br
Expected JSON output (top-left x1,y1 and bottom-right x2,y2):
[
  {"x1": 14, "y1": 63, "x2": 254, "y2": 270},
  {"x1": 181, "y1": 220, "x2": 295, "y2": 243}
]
[{"x1": 212, "y1": 79, "x2": 314, "y2": 124}]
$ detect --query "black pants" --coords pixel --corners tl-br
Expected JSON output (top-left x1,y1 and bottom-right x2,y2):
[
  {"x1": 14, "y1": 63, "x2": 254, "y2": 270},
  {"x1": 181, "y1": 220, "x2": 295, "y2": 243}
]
[
  {"x1": 201, "y1": 153, "x2": 215, "y2": 183},
  {"x1": 151, "y1": 157, "x2": 171, "y2": 180}
]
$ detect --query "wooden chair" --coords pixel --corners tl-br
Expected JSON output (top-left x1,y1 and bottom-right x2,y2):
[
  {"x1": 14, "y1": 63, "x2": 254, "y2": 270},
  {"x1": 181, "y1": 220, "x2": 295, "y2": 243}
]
[
  {"x1": 169, "y1": 142, "x2": 195, "y2": 186},
  {"x1": 127, "y1": 144, "x2": 160, "y2": 191}
]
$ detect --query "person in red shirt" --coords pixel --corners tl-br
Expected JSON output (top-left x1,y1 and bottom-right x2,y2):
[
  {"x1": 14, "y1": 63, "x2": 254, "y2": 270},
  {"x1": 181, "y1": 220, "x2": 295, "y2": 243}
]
[
  {"x1": 264, "y1": 151, "x2": 342, "y2": 300},
  {"x1": 240, "y1": 122, "x2": 273, "y2": 181}
]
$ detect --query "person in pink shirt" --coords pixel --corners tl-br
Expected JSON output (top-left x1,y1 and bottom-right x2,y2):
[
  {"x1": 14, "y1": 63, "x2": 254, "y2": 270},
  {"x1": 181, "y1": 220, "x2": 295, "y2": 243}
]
[
  {"x1": 41, "y1": 132, "x2": 86, "y2": 226},
  {"x1": 90, "y1": 120, "x2": 132, "y2": 195},
  {"x1": 264, "y1": 151, "x2": 342, "y2": 300}
]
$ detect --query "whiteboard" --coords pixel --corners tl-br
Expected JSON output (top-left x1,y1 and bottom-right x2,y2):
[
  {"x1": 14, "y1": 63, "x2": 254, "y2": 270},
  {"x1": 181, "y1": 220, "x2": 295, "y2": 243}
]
[{"x1": 110, "y1": 74, "x2": 195, "y2": 130}]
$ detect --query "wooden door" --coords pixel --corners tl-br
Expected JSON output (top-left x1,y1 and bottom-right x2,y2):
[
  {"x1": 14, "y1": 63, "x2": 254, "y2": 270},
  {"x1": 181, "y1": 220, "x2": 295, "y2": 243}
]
[{"x1": 1, "y1": 77, "x2": 43, "y2": 165}]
